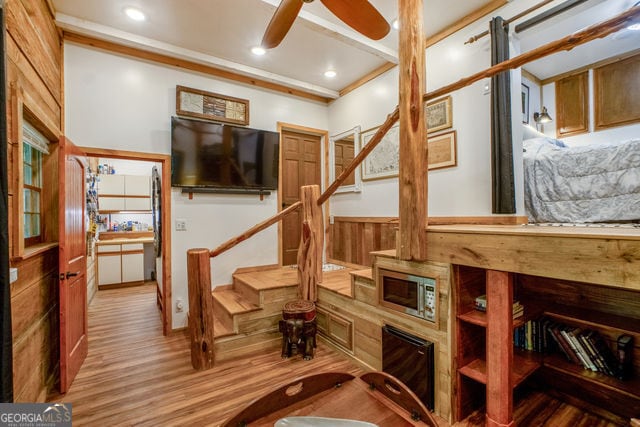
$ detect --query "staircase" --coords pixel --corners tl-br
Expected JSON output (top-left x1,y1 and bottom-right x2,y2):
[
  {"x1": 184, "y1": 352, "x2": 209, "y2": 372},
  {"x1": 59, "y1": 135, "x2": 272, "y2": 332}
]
[
  {"x1": 210, "y1": 264, "x2": 369, "y2": 362},
  {"x1": 211, "y1": 265, "x2": 300, "y2": 362}
]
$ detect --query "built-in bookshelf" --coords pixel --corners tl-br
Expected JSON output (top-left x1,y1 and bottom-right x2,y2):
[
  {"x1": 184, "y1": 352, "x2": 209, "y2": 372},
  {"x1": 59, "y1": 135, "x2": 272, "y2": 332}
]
[{"x1": 454, "y1": 266, "x2": 640, "y2": 423}]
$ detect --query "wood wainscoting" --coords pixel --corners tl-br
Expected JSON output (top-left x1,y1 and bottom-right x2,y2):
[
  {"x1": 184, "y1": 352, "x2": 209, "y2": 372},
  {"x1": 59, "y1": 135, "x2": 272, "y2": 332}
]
[{"x1": 328, "y1": 216, "x2": 528, "y2": 266}]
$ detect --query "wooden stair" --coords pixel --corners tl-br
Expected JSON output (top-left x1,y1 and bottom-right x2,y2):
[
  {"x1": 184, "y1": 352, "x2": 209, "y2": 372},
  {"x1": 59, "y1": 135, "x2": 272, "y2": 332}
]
[{"x1": 211, "y1": 265, "x2": 300, "y2": 362}]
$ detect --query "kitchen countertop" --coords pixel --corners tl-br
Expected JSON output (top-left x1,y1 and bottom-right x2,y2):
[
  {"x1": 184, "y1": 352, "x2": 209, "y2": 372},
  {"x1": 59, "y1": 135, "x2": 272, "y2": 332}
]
[{"x1": 96, "y1": 236, "x2": 154, "y2": 245}]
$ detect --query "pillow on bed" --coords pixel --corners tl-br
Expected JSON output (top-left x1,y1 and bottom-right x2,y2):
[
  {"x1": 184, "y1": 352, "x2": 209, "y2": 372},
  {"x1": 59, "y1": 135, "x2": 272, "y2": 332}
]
[{"x1": 522, "y1": 125, "x2": 566, "y2": 147}]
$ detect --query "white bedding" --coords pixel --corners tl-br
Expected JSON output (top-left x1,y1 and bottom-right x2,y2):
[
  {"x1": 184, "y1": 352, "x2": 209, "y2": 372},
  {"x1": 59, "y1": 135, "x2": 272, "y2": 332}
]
[{"x1": 523, "y1": 137, "x2": 640, "y2": 223}]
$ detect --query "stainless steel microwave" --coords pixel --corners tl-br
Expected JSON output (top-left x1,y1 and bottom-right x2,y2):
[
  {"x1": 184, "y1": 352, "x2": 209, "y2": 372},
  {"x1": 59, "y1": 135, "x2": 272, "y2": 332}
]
[{"x1": 378, "y1": 268, "x2": 437, "y2": 323}]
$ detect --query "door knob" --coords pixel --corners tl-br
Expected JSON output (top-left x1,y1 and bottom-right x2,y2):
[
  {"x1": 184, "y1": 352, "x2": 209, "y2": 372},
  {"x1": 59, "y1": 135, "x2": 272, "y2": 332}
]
[{"x1": 65, "y1": 271, "x2": 79, "y2": 279}]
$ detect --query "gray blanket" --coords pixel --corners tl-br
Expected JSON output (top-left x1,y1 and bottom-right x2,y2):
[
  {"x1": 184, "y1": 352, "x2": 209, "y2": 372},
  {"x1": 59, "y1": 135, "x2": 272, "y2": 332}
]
[{"x1": 523, "y1": 137, "x2": 640, "y2": 223}]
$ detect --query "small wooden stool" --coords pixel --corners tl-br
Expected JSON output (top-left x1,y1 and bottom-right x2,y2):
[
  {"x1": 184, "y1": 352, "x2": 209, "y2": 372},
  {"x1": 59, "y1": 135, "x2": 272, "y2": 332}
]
[{"x1": 279, "y1": 300, "x2": 317, "y2": 360}]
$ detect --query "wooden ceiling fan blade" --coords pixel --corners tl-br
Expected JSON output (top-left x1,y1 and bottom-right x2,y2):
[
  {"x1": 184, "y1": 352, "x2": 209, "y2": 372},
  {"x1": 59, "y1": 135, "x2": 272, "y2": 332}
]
[
  {"x1": 320, "y1": 0, "x2": 390, "y2": 40},
  {"x1": 261, "y1": 0, "x2": 304, "y2": 49}
]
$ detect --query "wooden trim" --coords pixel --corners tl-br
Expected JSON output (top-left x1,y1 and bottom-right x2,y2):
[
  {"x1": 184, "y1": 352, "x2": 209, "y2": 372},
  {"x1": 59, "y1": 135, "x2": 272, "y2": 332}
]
[
  {"x1": 338, "y1": 62, "x2": 397, "y2": 98},
  {"x1": 10, "y1": 242, "x2": 59, "y2": 262},
  {"x1": 425, "y1": 0, "x2": 508, "y2": 48},
  {"x1": 332, "y1": 216, "x2": 528, "y2": 225},
  {"x1": 81, "y1": 146, "x2": 173, "y2": 336},
  {"x1": 63, "y1": 32, "x2": 332, "y2": 104},
  {"x1": 541, "y1": 47, "x2": 640, "y2": 86},
  {"x1": 521, "y1": 69, "x2": 541, "y2": 86},
  {"x1": 276, "y1": 122, "x2": 329, "y2": 267},
  {"x1": 98, "y1": 280, "x2": 146, "y2": 290}
]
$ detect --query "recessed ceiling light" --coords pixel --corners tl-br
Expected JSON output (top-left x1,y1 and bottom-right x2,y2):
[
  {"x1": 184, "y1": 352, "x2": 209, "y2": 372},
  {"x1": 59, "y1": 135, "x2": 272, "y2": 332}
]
[
  {"x1": 251, "y1": 46, "x2": 266, "y2": 56},
  {"x1": 324, "y1": 70, "x2": 337, "y2": 78},
  {"x1": 392, "y1": 19, "x2": 399, "y2": 30},
  {"x1": 124, "y1": 7, "x2": 145, "y2": 21},
  {"x1": 628, "y1": 23, "x2": 640, "y2": 31}
]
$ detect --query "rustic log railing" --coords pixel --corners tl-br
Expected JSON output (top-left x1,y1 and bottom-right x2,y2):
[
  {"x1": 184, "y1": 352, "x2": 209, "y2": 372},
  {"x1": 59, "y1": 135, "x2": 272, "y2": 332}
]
[{"x1": 186, "y1": 5, "x2": 640, "y2": 369}]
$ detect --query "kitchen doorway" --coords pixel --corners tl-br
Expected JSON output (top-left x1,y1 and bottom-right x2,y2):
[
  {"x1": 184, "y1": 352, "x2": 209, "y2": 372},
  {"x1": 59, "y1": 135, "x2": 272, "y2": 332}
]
[{"x1": 83, "y1": 148, "x2": 172, "y2": 336}]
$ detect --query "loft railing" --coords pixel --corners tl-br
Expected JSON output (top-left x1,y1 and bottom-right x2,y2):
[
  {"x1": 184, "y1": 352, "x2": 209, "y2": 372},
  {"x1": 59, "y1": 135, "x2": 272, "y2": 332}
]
[{"x1": 186, "y1": 6, "x2": 640, "y2": 370}]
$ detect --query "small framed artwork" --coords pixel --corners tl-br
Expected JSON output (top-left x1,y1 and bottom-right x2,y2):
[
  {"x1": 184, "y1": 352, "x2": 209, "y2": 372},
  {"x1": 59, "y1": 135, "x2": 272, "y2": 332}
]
[
  {"x1": 425, "y1": 95, "x2": 452, "y2": 133},
  {"x1": 361, "y1": 123, "x2": 400, "y2": 181},
  {"x1": 428, "y1": 131, "x2": 457, "y2": 170},
  {"x1": 176, "y1": 85, "x2": 250, "y2": 125},
  {"x1": 521, "y1": 83, "x2": 529, "y2": 124}
]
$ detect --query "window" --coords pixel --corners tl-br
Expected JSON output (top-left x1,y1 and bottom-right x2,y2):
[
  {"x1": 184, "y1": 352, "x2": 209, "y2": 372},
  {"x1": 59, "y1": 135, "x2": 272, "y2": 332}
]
[{"x1": 22, "y1": 121, "x2": 49, "y2": 247}]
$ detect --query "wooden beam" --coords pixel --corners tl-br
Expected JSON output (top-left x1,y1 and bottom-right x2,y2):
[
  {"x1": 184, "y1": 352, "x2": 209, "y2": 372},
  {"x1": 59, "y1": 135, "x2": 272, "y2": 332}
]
[
  {"x1": 62, "y1": 32, "x2": 333, "y2": 104},
  {"x1": 210, "y1": 201, "x2": 302, "y2": 258},
  {"x1": 398, "y1": 0, "x2": 427, "y2": 261},
  {"x1": 338, "y1": 62, "x2": 397, "y2": 98},
  {"x1": 186, "y1": 248, "x2": 215, "y2": 370},
  {"x1": 297, "y1": 186, "x2": 323, "y2": 301},
  {"x1": 425, "y1": 0, "x2": 508, "y2": 48}
]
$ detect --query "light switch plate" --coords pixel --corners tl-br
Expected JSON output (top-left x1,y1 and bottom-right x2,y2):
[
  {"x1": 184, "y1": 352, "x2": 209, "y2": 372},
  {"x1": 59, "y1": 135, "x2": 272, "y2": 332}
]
[{"x1": 10, "y1": 268, "x2": 17, "y2": 283}]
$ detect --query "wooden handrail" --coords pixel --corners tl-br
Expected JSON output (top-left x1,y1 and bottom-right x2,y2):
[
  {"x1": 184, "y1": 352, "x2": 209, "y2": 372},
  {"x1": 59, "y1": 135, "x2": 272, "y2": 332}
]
[
  {"x1": 209, "y1": 201, "x2": 302, "y2": 257},
  {"x1": 317, "y1": 5, "x2": 639, "y2": 207}
]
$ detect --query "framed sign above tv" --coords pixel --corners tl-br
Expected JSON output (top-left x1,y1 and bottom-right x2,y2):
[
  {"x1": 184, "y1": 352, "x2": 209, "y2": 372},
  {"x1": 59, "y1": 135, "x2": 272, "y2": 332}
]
[{"x1": 176, "y1": 85, "x2": 250, "y2": 126}]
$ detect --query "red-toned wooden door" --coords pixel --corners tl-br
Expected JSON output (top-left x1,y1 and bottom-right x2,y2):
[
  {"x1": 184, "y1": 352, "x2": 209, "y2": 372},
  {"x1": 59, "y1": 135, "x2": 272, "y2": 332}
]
[
  {"x1": 281, "y1": 131, "x2": 321, "y2": 266},
  {"x1": 58, "y1": 137, "x2": 88, "y2": 393}
]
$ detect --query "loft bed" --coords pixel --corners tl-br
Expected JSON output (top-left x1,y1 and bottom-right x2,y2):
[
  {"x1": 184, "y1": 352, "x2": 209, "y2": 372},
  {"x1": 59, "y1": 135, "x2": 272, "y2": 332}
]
[{"x1": 522, "y1": 129, "x2": 640, "y2": 224}]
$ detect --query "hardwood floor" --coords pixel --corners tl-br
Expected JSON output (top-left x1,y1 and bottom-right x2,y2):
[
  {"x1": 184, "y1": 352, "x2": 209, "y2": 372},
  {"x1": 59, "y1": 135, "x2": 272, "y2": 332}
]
[
  {"x1": 48, "y1": 284, "x2": 364, "y2": 426},
  {"x1": 48, "y1": 284, "x2": 625, "y2": 427}
]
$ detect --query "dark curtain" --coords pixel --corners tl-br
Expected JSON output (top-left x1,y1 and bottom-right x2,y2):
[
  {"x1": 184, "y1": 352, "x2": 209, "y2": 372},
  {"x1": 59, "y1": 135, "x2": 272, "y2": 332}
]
[
  {"x1": 490, "y1": 17, "x2": 515, "y2": 213},
  {"x1": 0, "y1": 5, "x2": 14, "y2": 402}
]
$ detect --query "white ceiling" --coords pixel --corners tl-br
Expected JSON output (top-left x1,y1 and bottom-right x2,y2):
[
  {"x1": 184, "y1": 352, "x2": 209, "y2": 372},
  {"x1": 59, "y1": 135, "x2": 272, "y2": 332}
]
[{"x1": 51, "y1": 0, "x2": 640, "y2": 98}]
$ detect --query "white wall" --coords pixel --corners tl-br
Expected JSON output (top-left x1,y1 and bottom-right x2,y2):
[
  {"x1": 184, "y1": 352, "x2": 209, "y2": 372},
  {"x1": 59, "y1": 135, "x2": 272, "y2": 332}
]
[{"x1": 64, "y1": 43, "x2": 329, "y2": 328}]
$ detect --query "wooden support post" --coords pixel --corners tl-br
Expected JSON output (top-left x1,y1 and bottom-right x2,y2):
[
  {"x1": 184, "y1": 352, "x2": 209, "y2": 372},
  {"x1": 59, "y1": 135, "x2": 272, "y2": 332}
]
[
  {"x1": 486, "y1": 270, "x2": 514, "y2": 427},
  {"x1": 187, "y1": 248, "x2": 215, "y2": 370},
  {"x1": 397, "y1": 0, "x2": 428, "y2": 261},
  {"x1": 297, "y1": 185, "x2": 323, "y2": 301}
]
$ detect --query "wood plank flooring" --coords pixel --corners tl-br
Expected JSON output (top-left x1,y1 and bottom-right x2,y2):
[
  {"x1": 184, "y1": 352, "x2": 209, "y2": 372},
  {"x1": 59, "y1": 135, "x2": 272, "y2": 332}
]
[
  {"x1": 48, "y1": 284, "x2": 364, "y2": 426},
  {"x1": 48, "y1": 283, "x2": 625, "y2": 427}
]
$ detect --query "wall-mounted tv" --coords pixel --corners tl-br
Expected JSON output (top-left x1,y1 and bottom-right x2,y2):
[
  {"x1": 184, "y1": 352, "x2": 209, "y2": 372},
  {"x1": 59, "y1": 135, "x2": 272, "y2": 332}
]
[{"x1": 171, "y1": 116, "x2": 279, "y2": 190}]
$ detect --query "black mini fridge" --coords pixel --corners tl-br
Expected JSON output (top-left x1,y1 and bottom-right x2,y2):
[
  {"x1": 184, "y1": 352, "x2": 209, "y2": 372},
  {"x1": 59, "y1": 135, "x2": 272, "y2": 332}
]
[{"x1": 382, "y1": 324, "x2": 434, "y2": 410}]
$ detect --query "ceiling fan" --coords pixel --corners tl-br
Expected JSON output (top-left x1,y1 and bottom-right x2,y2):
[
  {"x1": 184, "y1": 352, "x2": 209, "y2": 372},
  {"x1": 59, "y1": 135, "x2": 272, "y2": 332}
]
[{"x1": 261, "y1": 0, "x2": 391, "y2": 49}]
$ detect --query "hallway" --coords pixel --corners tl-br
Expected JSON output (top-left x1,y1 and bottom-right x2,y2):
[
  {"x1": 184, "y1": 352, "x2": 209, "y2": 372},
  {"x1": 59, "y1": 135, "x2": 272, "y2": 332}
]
[{"x1": 48, "y1": 284, "x2": 364, "y2": 426}]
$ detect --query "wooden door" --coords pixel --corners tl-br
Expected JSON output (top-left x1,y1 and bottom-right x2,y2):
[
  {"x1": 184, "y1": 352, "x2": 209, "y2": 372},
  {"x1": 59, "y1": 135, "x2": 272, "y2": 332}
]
[
  {"x1": 58, "y1": 137, "x2": 88, "y2": 393},
  {"x1": 281, "y1": 130, "x2": 321, "y2": 265}
]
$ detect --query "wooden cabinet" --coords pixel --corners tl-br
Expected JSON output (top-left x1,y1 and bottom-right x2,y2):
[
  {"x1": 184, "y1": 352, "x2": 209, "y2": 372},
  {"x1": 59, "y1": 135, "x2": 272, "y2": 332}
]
[
  {"x1": 98, "y1": 175, "x2": 151, "y2": 212},
  {"x1": 316, "y1": 306, "x2": 353, "y2": 352},
  {"x1": 555, "y1": 71, "x2": 589, "y2": 138},
  {"x1": 97, "y1": 242, "x2": 145, "y2": 287}
]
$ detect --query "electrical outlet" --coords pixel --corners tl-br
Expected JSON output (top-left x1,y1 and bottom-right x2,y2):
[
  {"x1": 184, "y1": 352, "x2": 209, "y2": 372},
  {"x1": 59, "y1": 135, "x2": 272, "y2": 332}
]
[
  {"x1": 176, "y1": 298, "x2": 184, "y2": 313},
  {"x1": 175, "y1": 219, "x2": 187, "y2": 231}
]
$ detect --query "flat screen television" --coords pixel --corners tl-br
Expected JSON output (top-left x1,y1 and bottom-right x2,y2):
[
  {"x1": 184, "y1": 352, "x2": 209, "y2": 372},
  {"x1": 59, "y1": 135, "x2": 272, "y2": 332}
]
[{"x1": 171, "y1": 116, "x2": 279, "y2": 190}]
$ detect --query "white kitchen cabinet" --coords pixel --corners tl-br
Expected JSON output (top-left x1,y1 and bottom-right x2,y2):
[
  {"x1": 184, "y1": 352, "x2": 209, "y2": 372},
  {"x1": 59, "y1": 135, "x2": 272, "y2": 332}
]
[
  {"x1": 99, "y1": 197, "x2": 126, "y2": 211},
  {"x1": 125, "y1": 175, "x2": 150, "y2": 196},
  {"x1": 98, "y1": 175, "x2": 125, "y2": 195},
  {"x1": 122, "y1": 253, "x2": 144, "y2": 282},
  {"x1": 124, "y1": 197, "x2": 151, "y2": 211},
  {"x1": 97, "y1": 242, "x2": 145, "y2": 286},
  {"x1": 97, "y1": 253, "x2": 122, "y2": 285}
]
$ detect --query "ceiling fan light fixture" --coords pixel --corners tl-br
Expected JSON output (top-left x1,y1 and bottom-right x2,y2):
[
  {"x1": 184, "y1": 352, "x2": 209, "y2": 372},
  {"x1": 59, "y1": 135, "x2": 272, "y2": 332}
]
[
  {"x1": 124, "y1": 7, "x2": 146, "y2": 22},
  {"x1": 251, "y1": 46, "x2": 266, "y2": 56},
  {"x1": 324, "y1": 69, "x2": 337, "y2": 78}
]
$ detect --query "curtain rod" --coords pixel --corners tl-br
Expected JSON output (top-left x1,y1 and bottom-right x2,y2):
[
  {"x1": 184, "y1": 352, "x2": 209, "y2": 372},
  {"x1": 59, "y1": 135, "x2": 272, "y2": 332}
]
[{"x1": 464, "y1": 0, "x2": 588, "y2": 45}]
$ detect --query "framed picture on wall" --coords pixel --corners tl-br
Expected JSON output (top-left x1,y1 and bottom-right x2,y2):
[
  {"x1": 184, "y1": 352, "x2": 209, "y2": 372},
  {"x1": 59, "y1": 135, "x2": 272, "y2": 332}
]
[
  {"x1": 428, "y1": 131, "x2": 457, "y2": 170},
  {"x1": 361, "y1": 123, "x2": 400, "y2": 181},
  {"x1": 425, "y1": 95, "x2": 453, "y2": 133},
  {"x1": 521, "y1": 83, "x2": 530, "y2": 124}
]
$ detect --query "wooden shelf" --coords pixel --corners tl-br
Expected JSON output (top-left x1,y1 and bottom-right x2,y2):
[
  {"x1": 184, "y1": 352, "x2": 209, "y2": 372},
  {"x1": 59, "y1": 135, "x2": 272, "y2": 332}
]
[
  {"x1": 459, "y1": 359, "x2": 487, "y2": 384},
  {"x1": 459, "y1": 352, "x2": 540, "y2": 388},
  {"x1": 458, "y1": 309, "x2": 526, "y2": 328},
  {"x1": 543, "y1": 353, "x2": 640, "y2": 398},
  {"x1": 458, "y1": 310, "x2": 487, "y2": 327},
  {"x1": 544, "y1": 304, "x2": 640, "y2": 335}
]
